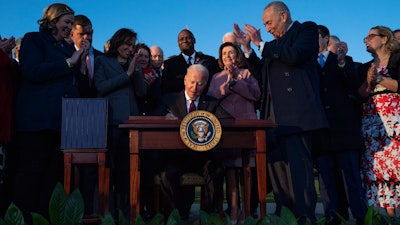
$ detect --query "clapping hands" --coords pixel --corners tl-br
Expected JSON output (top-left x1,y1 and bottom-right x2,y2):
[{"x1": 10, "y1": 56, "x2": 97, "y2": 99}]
[
  {"x1": 337, "y1": 42, "x2": 348, "y2": 65},
  {"x1": 233, "y1": 24, "x2": 251, "y2": 46},
  {"x1": 0, "y1": 36, "x2": 16, "y2": 56},
  {"x1": 233, "y1": 23, "x2": 262, "y2": 52}
]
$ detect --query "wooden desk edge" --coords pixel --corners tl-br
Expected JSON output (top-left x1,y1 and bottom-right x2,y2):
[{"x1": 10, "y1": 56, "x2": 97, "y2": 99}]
[{"x1": 120, "y1": 117, "x2": 276, "y2": 129}]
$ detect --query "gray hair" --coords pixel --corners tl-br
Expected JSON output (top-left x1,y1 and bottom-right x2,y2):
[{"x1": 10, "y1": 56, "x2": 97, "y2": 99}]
[
  {"x1": 186, "y1": 64, "x2": 209, "y2": 81},
  {"x1": 265, "y1": 1, "x2": 291, "y2": 20},
  {"x1": 222, "y1": 32, "x2": 239, "y2": 45}
]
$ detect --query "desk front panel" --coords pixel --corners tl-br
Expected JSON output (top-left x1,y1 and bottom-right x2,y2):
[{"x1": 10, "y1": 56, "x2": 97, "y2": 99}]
[{"x1": 132, "y1": 129, "x2": 259, "y2": 151}]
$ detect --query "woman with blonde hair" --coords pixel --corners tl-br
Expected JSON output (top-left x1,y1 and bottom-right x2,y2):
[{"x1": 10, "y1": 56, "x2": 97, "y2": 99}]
[
  {"x1": 12, "y1": 3, "x2": 88, "y2": 220},
  {"x1": 358, "y1": 25, "x2": 400, "y2": 218}
]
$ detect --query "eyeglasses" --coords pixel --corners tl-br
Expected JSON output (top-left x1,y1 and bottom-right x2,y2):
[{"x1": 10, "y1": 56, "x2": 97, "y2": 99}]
[{"x1": 363, "y1": 33, "x2": 383, "y2": 42}]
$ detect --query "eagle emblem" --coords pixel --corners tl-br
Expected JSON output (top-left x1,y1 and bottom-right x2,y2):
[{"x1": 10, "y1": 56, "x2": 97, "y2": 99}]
[
  {"x1": 191, "y1": 120, "x2": 211, "y2": 142},
  {"x1": 180, "y1": 110, "x2": 222, "y2": 151}
]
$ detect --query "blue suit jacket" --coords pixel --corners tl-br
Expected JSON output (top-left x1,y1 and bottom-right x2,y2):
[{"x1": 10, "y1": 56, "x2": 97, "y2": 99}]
[
  {"x1": 247, "y1": 21, "x2": 329, "y2": 135},
  {"x1": 16, "y1": 31, "x2": 79, "y2": 131}
]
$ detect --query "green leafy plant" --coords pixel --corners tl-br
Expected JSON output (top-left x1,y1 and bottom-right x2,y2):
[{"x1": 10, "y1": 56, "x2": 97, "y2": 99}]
[
  {"x1": 0, "y1": 202, "x2": 25, "y2": 225},
  {"x1": 200, "y1": 211, "x2": 225, "y2": 225},
  {"x1": 3, "y1": 187, "x2": 400, "y2": 225},
  {"x1": 100, "y1": 210, "x2": 163, "y2": 225},
  {"x1": 364, "y1": 206, "x2": 400, "y2": 225},
  {"x1": 46, "y1": 182, "x2": 84, "y2": 225},
  {"x1": 0, "y1": 182, "x2": 84, "y2": 225}
]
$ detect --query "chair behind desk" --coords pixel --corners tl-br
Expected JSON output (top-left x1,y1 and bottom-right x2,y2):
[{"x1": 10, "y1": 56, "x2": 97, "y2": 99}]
[
  {"x1": 61, "y1": 98, "x2": 107, "y2": 149},
  {"x1": 61, "y1": 98, "x2": 110, "y2": 224}
]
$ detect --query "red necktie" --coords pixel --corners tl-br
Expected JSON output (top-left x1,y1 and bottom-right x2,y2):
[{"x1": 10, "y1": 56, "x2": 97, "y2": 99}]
[
  {"x1": 86, "y1": 55, "x2": 93, "y2": 87},
  {"x1": 189, "y1": 100, "x2": 196, "y2": 113}
]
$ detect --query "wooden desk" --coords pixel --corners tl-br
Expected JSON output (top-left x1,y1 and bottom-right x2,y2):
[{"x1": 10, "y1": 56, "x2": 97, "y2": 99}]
[{"x1": 120, "y1": 117, "x2": 275, "y2": 223}]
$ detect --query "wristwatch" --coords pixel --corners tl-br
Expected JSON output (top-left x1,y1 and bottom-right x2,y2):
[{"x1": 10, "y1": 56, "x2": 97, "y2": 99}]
[
  {"x1": 65, "y1": 58, "x2": 74, "y2": 68},
  {"x1": 376, "y1": 74, "x2": 383, "y2": 83}
]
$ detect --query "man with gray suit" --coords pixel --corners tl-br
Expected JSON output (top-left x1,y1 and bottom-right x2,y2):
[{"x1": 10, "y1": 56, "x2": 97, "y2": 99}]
[{"x1": 234, "y1": 1, "x2": 329, "y2": 223}]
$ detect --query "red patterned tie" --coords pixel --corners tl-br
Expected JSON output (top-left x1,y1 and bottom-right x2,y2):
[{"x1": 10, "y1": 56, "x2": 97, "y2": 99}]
[{"x1": 189, "y1": 100, "x2": 196, "y2": 113}]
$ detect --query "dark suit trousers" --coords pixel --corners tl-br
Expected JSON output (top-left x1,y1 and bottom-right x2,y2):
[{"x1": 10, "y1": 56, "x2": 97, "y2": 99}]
[
  {"x1": 160, "y1": 150, "x2": 223, "y2": 218},
  {"x1": 12, "y1": 131, "x2": 63, "y2": 220},
  {"x1": 267, "y1": 131, "x2": 317, "y2": 222},
  {"x1": 108, "y1": 126, "x2": 130, "y2": 221},
  {"x1": 316, "y1": 151, "x2": 367, "y2": 220}
]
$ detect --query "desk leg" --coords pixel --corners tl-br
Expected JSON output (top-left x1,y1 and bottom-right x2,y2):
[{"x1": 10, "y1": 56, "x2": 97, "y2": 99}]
[
  {"x1": 242, "y1": 149, "x2": 251, "y2": 218},
  {"x1": 255, "y1": 130, "x2": 267, "y2": 218},
  {"x1": 63, "y1": 153, "x2": 72, "y2": 196},
  {"x1": 130, "y1": 130, "x2": 140, "y2": 224},
  {"x1": 98, "y1": 152, "x2": 106, "y2": 215}
]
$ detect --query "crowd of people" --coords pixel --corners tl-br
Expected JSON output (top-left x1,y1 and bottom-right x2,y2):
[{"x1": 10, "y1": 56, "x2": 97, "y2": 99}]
[{"x1": 1, "y1": 1, "x2": 400, "y2": 225}]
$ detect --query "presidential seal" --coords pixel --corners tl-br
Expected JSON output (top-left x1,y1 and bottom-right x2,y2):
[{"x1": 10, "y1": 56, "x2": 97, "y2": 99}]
[{"x1": 180, "y1": 110, "x2": 222, "y2": 151}]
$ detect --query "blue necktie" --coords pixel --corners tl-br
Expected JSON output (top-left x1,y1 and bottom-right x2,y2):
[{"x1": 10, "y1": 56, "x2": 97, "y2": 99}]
[
  {"x1": 187, "y1": 56, "x2": 192, "y2": 65},
  {"x1": 318, "y1": 54, "x2": 325, "y2": 67}
]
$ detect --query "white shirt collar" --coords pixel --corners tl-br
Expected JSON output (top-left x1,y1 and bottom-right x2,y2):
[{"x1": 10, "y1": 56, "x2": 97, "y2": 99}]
[
  {"x1": 184, "y1": 91, "x2": 199, "y2": 103},
  {"x1": 319, "y1": 50, "x2": 329, "y2": 59},
  {"x1": 182, "y1": 52, "x2": 196, "y2": 64},
  {"x1": 184, "y1": 91, "x2": 199, "y2": 112}
]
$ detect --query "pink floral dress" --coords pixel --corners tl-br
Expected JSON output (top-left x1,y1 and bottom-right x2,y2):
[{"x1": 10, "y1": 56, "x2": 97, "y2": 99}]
[{"x1": 361, "y1": 66, "x2": 400, "y2": 208}]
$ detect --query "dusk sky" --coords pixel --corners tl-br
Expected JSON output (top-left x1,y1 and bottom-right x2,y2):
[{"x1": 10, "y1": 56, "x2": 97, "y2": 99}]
[{"x1": 1, "y1": 0, "x2": 399, "y2": 63}]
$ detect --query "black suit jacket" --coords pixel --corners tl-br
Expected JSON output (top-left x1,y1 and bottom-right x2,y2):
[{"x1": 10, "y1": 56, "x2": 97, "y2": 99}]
[
  {"x1": 246, "y1": 21, "x2": 329, "y2": 135},
  {"x1": 315, "y1": 52, "x2": 364, "y2": 154},
  {"x1": 77, "y1": 48, "x2": 103, "y2": 98},
  {"x1": 152, "y1": 91, "x2": 232, "y2": 119},
  {"x1": 161, "y1": 52, "x2": 219, "y2": 94}
]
